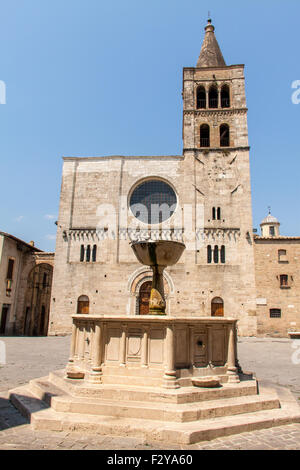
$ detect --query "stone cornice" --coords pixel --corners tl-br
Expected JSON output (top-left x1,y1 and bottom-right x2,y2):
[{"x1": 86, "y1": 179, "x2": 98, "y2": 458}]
[
  {"x1": 183, "y1": 108, "x2": 247, "y2": 116},
  {"x1": 65, "y1": 228, "x2": 185, "y2": 242},
  {"x1": 63, "y1": 155, "x2": 183, "y2": 162},
  {"x1": 183, "y1": 64, "x2": 245, "y2": 72},
  {"x1": 184, "y1": 146, "x2": 250, "y2": 153},
  {"x1": 196, "y1": 227, "x2": 241, "y2": 241}
]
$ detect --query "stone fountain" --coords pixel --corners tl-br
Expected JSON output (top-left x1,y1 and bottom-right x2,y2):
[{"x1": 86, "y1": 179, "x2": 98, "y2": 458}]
[{"x1": 9, "y1": 239, "x2": 300, "y2": 444}]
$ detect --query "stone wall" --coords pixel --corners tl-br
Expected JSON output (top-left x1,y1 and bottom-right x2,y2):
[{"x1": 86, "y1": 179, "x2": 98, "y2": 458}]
[{"x1": 254, "y1": 238, "x2": 300, "y2": 336}]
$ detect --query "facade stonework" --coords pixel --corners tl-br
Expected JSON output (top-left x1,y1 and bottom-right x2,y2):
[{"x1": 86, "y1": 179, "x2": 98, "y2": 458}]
[{"x1": 49, "y1": 20, "x2": 258, "y2": 337}]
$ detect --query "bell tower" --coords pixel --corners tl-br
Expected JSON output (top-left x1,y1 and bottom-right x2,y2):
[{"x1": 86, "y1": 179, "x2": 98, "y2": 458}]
[{"x1": 181, "y1": 19, "x2": 257, "y2": 335}]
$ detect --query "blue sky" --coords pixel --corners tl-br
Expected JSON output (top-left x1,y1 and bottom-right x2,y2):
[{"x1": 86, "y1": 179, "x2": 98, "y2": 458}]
[{"x1": 0, "y1": 0, "x2": 299, "y2": 251}]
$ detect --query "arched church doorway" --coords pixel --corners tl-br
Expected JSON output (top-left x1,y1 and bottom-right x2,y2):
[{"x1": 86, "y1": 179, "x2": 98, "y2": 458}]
[
  {"x1": 138, "y1": 281, "x2": 152, "y2": 315},
  {"x1": 211, "y1": 297, "x2": 224, "y2": 317}
]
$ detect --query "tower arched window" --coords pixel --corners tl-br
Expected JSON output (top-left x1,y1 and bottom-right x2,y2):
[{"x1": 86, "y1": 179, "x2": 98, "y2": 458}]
[
  {"x1": 86, "y1": 245, "x2": 91, "y2": 262},
  {"x1": 196, "y1": 86, "x2": 206, "y2": 109},
  {"x1": 200, "y1": 124, "x2": 210, "y2": 147},
  {"x1": 217, "y1": 207, "x2": 221, "y2": 220},
  {"x1": 209, "y1": 85, "x2": 218, "y2": 108},
  {"x1": 220, "y1": 124, "x2": 230, "y2": 147},
  {"x1": 221, "y1": 84, "x2": 230, "y2": 108},
  {"x1": 212, "y1": 207, "x2": 216, "y2": 220}
]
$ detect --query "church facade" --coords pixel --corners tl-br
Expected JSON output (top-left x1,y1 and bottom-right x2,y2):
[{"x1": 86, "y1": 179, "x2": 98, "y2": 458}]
[{"x1": 48, "y1": 20, "x2": 299, "y2": 338}]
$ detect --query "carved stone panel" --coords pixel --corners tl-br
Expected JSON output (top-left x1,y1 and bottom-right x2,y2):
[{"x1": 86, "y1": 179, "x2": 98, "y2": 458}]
[
  {"x1": 175, "y1": 327, "x2": 189, "y2": 367},
  {"x1": 149, "y1": 328, "x2": 164, "y2": 364},
  {"x1": 193, "y1": 330, "x2": 208, "y2": 367},
  {"x1": 127, "y1": 329, "x2": 142, "y2": 362},
  {"x1": 106, "y1": 328, "x2": 121, "y2": 362},
  {"x1": 211, "y1": 328, "x2": 226, "y2": 365}
]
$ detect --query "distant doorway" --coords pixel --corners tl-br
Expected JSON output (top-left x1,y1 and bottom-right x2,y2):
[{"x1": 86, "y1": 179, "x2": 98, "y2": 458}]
[
  {"x1": 138, "y1": 281, "x2": 152, "y2": 315},
  {"x1": 77, "y1": 295, "x2": 90, "y2": 314},
  {"x1": 0, "y1": 305, "x2": 9, "y2": 335},
  {"x1": 211, "y1": 297, "x2": 224, "y2": 317}
]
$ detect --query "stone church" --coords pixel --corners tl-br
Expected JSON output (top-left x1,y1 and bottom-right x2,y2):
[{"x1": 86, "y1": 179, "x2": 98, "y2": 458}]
[{"x1": 48, "y1": 19, "x2": 300, "y2": 338}]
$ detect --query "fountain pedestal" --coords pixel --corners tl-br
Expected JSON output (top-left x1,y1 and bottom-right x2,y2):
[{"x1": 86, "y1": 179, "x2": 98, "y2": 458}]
[
  {"x1": 66, "y1": 315, "x2": 240, "y2": 388},
  {"x1": 131, "y1": 240, "x2": 185, "y2": 315}
]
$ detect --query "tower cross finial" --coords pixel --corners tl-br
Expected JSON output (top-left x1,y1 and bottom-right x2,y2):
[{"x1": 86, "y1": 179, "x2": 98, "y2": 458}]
[{"x1": 268, "y1": 206, "x2": 271, "y2": 215}]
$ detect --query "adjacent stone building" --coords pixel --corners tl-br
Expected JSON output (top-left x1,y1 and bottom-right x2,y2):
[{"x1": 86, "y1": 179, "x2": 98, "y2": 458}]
[
  {"x1": 0, "y1": 231, "x2": 54, "y2": 336},
  {"x1": 254, "y1": 213, "x2": 300, "y2": 337},
  {"x1": 49, "y1": 19, "x2": 258, "y2": 337}
]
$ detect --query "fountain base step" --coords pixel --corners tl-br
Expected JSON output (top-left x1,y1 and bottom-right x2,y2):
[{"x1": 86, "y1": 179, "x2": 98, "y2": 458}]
[{"x1": 9, "y1": 370, "x2": 300, "y2": 444}]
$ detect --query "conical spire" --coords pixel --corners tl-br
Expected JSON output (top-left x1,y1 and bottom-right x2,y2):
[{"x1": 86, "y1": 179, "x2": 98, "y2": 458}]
[{"x1": 196, "y1": 19, "x2": 226, "y2": 68}]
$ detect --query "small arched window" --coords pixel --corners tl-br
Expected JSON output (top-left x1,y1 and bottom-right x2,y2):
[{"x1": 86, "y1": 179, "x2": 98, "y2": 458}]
[
  {"x1": 80, "y1": 245, "x2": 85, "y2": 262},
  {"x1": 92, "y1": 245, "x2": 97, "y2": 262},
  {"x1": 196, "y1": 86, "x2": 206, "y2": 109},
  {"x1": 220, "y1": 124, "x2": 230, "y2": 147},
  {"x1": 200, "y1": 124, "x2": 210, "y2": 147},
  {"x1": 221, "y1": 245, "x2": 226, "y2": 264},
  {"x1": 207, "y1": 245, "x2": 212, "y2": 264},
  {"x1": 86, "y1": 245, "x2": 91, "y2": 262},
  {"x1": 209, "y1": 85, "x2": 218, "y2": 108},
  {"x1": 212, "y1": 207, "x2": 216, "y2": 220},
  {"x1": 77, "y1": 295, "x2": 89, "y2": 314},
  {"x1": 217, "y1": 207, "x2": 221, "y2": 220},
  {"x1": 213, "y1": 245, "x2": 219, "y2": 264},
  {"x1": 211, "y1": 297, "x2": 224, "y2": 317},
  {"x1": 221, "y1": 85, "x2": 230, "y2": 108}
]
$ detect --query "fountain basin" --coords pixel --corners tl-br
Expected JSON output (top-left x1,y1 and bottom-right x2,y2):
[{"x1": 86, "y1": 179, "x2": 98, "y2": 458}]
[{"x1": 131, "y1": 240, "x2": 185, "y2": 267}]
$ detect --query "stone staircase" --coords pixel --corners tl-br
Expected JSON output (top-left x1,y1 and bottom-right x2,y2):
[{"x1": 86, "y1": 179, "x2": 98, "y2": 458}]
[{"x1": 9, "y1": 370, "x2": 300, "y2": 445}]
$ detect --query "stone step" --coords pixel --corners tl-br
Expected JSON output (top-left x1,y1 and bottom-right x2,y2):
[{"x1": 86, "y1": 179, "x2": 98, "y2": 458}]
[
  {"x1": 29, "y1": 377, "x2": 280, "y2": 422},
  {"x1": 49, "y1": 369, "x2": 258, "y2": 404},
  {"x1": 29, "y1": 378, "x2": 66, "y2": 406},
  {"x1": 9, "y1": 384, "x2": 300, "y2": 444},
  {"x1": 9, "y1": 385, "x2": 49, "y2": 421}
]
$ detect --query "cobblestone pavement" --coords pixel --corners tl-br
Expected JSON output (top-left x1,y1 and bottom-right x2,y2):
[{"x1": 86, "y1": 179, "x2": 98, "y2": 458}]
[{"x1": 0, "y1": 336, "x2": 300, "y2": 450}]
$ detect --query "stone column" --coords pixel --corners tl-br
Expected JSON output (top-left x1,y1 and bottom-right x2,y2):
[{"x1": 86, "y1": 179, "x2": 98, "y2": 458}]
[
  {"x1": 189, "y1": 326, "x2": 195, "y2": 369},
  {"x1": 141, "y1": 326, "x2": 149, "y2": 368},
  {"x1": 226, "y1": 322, "x2": 240, "y2": 383},
  {"x1": 207, "y1": 325, "x2": 213, "y2": 368},
  {"x1": 120, "y1": 324, "x2": 127, "y2": 367},
  {"x1": 205, "y1": 89, "x2": 209, "y2": 109},
  {"x1": 218, "y1": 87, "x2": 221, "y2": 108},
  {"x1": 66, "y1": 320, "x2": 84, "y2": 379},
  {"x1": 66, "y1": 322, "x2": 77, "y2": 374},
  {"x1": 163, "y1": 324, "x2": 179, "y2": 389},
  {"x1": 79, "y1": 324, "x2": 85, "y2": 362},
  {"x1": 88, "y1": 322, "x2": 103, "y2": 384}
]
